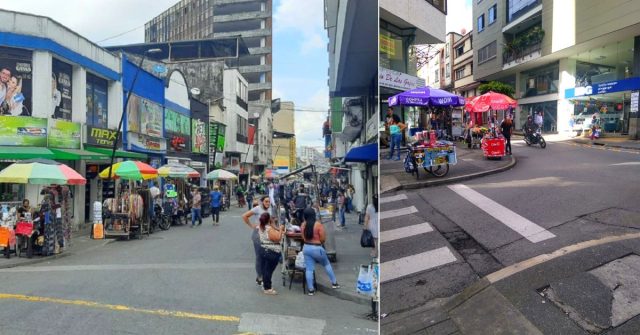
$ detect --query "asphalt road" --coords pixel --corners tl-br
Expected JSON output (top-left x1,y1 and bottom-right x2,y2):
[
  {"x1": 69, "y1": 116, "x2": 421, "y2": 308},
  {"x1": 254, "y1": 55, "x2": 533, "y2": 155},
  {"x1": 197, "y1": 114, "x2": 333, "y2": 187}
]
[
  {"x1": 380, "y1": 139, "x2": 640, "y2": 317},
  {"x1": 0, "y1": 206, "x2": 376, "y2": 335}
]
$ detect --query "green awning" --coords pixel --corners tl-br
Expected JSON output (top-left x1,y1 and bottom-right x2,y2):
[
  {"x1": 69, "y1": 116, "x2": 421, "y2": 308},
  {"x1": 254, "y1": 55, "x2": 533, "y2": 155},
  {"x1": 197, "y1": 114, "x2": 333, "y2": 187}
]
[
  {"x1": 330, "y1": 97, "x2": 343, "y2": 132},
  {"x1": 50, "y1": 148, "x2": 110, "y2": 160},
  {"x1": 0, "y1": 146, "x2": 55, "y2": 160},
  {"x1": 84, "y1": 146, "x2": 148, "y2": 160}
]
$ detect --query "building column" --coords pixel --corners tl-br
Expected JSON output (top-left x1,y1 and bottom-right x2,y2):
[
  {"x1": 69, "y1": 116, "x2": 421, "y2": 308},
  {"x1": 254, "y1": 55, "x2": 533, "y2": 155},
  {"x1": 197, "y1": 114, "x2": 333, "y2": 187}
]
[
  {"x1": 31, "y1": 51, "x2": 53, "y2": 119},
  {"x1": 558, "y1": 58, "x2": 577, "y2": 133},
  {"x1": 629, "y1": 36, "x2": 640, "y2": 139},
  {"x1": 72, "y1": 66, "x2": 86, "y2": 124},
  {"x1": 514, "y1": 72, "x2": 523, "y2": 128},
  {"x1": 107, "y1": 80, "x2": 123, "y2": 130}
]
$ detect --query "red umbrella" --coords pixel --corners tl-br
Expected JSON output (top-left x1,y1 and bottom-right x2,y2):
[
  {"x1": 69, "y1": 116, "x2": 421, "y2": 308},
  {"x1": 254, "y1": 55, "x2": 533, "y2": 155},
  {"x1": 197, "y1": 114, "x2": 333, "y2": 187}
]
[{"x1": 466, "y1": 91, "x2": 517, "y2": 113}]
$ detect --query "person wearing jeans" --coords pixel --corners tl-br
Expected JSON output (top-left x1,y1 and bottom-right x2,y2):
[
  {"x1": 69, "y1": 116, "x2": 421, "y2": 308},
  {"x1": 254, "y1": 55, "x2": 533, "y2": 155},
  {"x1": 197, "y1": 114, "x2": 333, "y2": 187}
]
[
  {"x1": 190, "y1": 187, "x2": 202, "y2": 227},
  {"x1": 210, "y1": 186, "x2": 222, "y2": 225},
  {"x1": 257, "y1": 212, "x2": 284, "y2": 295},
  {"x1": 242, "y1": 196, "x2": 273, "y2": 286},
  {"x1": 337, "y1": 191, "x2": 346, "y2": 228},
  {"x1": 301, "y1": 208, "x2": 339, "y2": 295},
  {"x1": 387, "y1": 118, "x2": 405, "y2": 160}
]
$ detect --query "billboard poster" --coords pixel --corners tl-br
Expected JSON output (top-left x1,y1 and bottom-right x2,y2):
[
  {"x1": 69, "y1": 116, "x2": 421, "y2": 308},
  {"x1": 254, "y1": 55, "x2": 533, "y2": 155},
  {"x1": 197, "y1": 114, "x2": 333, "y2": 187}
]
[
  {"x1": 140, "y1": 99, "x2": 163, "y2": 138},
  {"x1": 48, "y1": 118, "x2": 81, "y2": 149},
  {"x1": 52, "y1": 58, "x2": 72, "y2": 120},
  {"x1": 167, "y1": 134, "x2": 190, "y2": 153},
  {"x1": 0, "y1": 116, "x2": 47, "y2": 146},
  {"x1": 0, "y1": 47, "x2": 32, "y2": 117},
  {"x1": 126, "y1": 94, "x2": 141, "y2": 133},
  {"x1": 86, "y1": 74, "x2": 108, "y2": 128},
  {"x1": 165, "y1": 109, "x2": 190, "y2": 135},
  {"x1": 209, "y1": 122, "x2": 226, "y2": 152},
  {"x1": 192, "y1": 119, "x2": 207, "y2": 154}
]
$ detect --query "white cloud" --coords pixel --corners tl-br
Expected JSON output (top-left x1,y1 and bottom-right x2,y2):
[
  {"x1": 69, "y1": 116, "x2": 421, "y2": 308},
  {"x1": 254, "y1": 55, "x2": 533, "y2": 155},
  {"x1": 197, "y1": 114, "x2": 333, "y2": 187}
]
[
  {"x1": 1, "y1": 0, "x2": 178, "y2": 46},
  {"x1": 274, "y1": 0, "x2": 326, "y2": 53},
  {"x1": 446, "y1": 0, "x2": 473, "y2": 35},
  {"x1": 295, "y1": 87, "x2": 329, "y2": 147}
]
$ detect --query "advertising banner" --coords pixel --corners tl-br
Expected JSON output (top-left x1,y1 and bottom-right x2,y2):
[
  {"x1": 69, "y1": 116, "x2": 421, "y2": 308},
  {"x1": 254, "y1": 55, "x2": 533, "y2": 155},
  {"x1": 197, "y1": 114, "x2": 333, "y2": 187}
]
[
  {"x1": 86, "y1": 74, "x2": 108, "y2": 127},
  {"x1": 0, "y1": 116, "x2": 47, "y2": 146},
  {"x1": 52, "y1": 58, "x2": 72, "y2": 120},
  {"x1": 86, "y1": 125, "x2": 120, "y2": 148},
  {"x1": 48, "y1": 118, "x2": 81, "y2": 149},
  {"x1": 165, "y1": 109, "x2": 190, "y2": 135},
  {"x1": 127, "y1": 132, "x2": 166, "y2": 154},
  {"x1": 191, "y1": 119, "x2": 207, "y2": 154},
  {"x1": 209, "y1": 122, "x2": 226, "y2": 152},
  {"x1": 0, "y1": 47, "x2": 33, "y2": 116},
  {"x1": 379, "y1": 67, "x2": 426, "y2": 91},
  {"x1": 126, "y1": 94, "x2": 163, "y2": 138},
  {"x1": 167, "y1": 134, "x2": 190, "y2": 153}
]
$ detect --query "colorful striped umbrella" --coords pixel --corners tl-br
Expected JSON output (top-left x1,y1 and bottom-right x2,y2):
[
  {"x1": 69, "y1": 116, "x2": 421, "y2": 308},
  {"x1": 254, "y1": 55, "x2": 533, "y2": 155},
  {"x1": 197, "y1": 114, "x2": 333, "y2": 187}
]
[
  {"x1": 206, "y1": 169, "x2": 238, "y2": 180},
  {"x1": 99, "y1": 161, "x2": 158, "y2": 180},
  {"x1": 0, "y1": 158, "x2": 86, "y2": 185},
  {"x1": 158, "y1": 163, "x2": 200, "y2": 178}
]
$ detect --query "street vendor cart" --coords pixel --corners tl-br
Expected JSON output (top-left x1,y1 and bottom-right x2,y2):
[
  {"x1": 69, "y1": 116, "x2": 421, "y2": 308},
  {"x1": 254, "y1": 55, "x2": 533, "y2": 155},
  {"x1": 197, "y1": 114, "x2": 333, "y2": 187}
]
[
  {"x1": 404, "y1": 130, "x2": 457, "y2": 179},
  {"x1": 99, "y1": 161, "x2": 158, "y2": 240},
  {"x1": 481, "y1": 134, "x2": 506, "y2": 159},
  {"x1": 466, "y1": 91, "x2": 518, "y2": 158}
]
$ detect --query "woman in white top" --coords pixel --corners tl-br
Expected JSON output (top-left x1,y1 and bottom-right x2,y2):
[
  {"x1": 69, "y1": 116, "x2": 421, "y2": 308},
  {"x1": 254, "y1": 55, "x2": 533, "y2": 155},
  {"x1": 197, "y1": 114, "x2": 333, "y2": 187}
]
[
  {"x1": 364, "y1": 194, "x2": 379, "y2": 258},
  {"x1": 3, "y1": 76, "x2": 23, "y2": 116}
]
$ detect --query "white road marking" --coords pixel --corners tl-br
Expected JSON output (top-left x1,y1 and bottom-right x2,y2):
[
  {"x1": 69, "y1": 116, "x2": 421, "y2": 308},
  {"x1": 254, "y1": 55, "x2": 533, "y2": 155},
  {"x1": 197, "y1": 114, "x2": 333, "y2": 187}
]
[
  {"x1": 447, "y1": 184, "x2": 555, "y2": 243},
  {"x1": 381, "y1": 223, "x2": 433, "y2": 243},
  {"x1": 381, "y1": 247, "x2": 457, "y2": 283},
  {"x1": 609, "y1": 162, "x2": 640, "y2": 166},
  {"x1": 380, "y1": 194, "x2": 408, "y2": 204},
  {"x1": 380, "y1": 206, "x2": 418, "y2": 220},
  {"x1": 238, "y1": 313, "x2": 325, "y2": 335},
  {"x1": 0, "y1": 263, "x2": 255, "y2": 273}
]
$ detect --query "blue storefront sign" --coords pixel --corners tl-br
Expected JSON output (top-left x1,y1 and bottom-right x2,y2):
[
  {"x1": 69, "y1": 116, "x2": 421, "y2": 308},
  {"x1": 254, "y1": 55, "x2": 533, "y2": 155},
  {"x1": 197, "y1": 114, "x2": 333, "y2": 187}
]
[{"x1": 565, "y1": 77, "x2": 640, "y2": 99}]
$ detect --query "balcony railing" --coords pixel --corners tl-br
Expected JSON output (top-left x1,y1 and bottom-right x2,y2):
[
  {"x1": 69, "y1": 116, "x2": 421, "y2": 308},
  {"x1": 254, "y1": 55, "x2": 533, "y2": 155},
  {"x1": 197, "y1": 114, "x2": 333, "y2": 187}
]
[
  {"x1": 237, "y1": 133, "x2": 248, "y2": 143},
  {"x1": 503, "y1": 41, "x2": 541, "y2": 64}
]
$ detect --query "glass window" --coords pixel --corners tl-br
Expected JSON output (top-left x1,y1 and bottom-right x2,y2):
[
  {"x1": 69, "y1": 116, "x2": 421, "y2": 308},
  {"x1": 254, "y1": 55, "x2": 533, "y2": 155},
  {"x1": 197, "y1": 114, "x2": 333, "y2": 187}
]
[
  {"x1": 507, "y1": 0, "x2": 540, "y2": 23},
  {"x1": 445, "y1": 63, "x2": 450, "y2": 78},
  {"x1": 520, "y1": 63, "x2": 559, "y2": 98},
  {"x1": 478, "y1": 41, "x2": 497, "y2": 63},
  {"x1": 455, "y1": 68, "x2": 465, "y2": 80},
  {"x1": 456, "y1": 45, "x2": 465, "y2": 58},
  {"x1": 489, "y1": 4, "x2": 497, "y2": 24},
  {"x1": 86, "y1": 73, "x2": 108, "y2": 128},
  {"x1": 478, "y1": 14, "x2": 485, "y2": 32},
  {"x1": 379, "y1": 26, "x2": 407, "y2": 72}
]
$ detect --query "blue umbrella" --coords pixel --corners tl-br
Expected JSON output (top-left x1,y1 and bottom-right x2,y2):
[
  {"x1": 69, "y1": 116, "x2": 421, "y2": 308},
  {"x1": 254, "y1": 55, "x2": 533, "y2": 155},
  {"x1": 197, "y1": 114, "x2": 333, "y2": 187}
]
[{"x1": 388, "y1": 86, "x2": 465, "y2": 107}]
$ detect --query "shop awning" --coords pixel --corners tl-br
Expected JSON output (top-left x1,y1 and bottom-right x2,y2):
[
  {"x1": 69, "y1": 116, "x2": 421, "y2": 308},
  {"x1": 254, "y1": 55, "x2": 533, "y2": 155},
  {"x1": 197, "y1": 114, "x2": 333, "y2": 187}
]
[
  {"x1": 84, "y1": 146, "x2": 148, "y2": 159},
  {"x1": 0, "y1": 146, "x2": 55, "y2": 160},
  {"x1": 50, "y1": 148, "x2": 110, "y2": 160},
  {"x1": 344, "y1": 143, "x2": 378, "y2": 163}
]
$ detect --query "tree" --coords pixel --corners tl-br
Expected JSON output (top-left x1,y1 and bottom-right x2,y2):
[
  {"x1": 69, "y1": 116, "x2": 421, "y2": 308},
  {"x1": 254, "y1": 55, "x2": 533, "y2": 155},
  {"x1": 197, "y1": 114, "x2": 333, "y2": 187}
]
[{"x1": 479, "y1": 81, "x2": 515, "y2": 98}]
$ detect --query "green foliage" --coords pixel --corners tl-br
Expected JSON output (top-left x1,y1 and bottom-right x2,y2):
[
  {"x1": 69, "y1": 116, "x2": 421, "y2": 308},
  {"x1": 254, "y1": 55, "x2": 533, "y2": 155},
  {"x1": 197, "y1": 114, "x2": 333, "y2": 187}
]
[{"x1": 478, "y1": 81, "x2": 515, "y2": 98}]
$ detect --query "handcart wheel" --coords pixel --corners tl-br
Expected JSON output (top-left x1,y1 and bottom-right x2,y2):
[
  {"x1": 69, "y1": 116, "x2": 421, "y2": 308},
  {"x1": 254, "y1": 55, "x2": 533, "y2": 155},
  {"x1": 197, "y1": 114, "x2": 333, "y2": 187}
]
[{"x1": 429, "y1": 164, "x2": 449, "y2": 177}]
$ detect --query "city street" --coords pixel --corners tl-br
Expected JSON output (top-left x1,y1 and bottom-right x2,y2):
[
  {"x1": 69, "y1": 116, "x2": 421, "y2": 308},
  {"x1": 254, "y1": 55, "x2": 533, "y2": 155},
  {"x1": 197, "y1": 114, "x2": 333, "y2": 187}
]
[
  {"x1": 380, "y1": 139, "x2": 640, "y2": 323},
  {"x1": 0, "y1": 206, "x2": 376, "y2": 335}
]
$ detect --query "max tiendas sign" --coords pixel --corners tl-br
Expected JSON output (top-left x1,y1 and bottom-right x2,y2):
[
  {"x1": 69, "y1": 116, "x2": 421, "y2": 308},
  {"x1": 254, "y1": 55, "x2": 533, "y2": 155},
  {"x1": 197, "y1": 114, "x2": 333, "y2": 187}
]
[{"x1": 87, "y1": 126, "x2": 120, "y2": 147}]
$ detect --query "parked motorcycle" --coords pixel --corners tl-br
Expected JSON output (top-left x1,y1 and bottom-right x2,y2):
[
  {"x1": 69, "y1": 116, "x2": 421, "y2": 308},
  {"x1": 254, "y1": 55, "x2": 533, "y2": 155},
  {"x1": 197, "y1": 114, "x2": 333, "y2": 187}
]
[
  {"x1": 151, "y1": 204, "x2": 171, "y2": 232},
  {"x1": 524, "y1": 128, "x2": 546, "y2": 148}
]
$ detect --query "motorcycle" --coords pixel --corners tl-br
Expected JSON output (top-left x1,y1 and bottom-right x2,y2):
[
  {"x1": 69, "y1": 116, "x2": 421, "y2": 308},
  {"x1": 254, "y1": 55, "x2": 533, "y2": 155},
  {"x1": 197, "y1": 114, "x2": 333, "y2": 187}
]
[
  {"x1": 524, "y1": 128, "x2": 546, "y2": 148},
  {"x1": 151, "y1": 204, "x2": 171, "y2": 232}
]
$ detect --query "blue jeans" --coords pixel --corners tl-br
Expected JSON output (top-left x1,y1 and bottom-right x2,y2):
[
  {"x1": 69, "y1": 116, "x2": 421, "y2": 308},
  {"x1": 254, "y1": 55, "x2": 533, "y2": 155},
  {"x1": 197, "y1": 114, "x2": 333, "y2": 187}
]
[
  {"x1": 388, "y1": 133, "x2": 402, "y2": 159},
  {"x1": 252, "y1": 229, "x2": 263, "y2": 279},
  {"x1": 339, "y1": 206, "x2": 346, "y2": 227},
  {"x1": 303, "y1": 244, "x2": 337, "y2": 291},
  {"x1": 191, "y1": 208, "x2": 201, "y2": 225}
]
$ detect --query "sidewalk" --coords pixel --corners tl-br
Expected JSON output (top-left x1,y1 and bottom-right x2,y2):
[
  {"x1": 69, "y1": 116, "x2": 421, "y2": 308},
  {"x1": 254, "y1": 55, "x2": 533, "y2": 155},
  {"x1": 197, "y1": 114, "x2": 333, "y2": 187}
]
[
  {"x1": 0, "y1": 227, "x2": 112, "y2": 269},
  {"x1": 380, "y1": 144, "x2": 517, "y2": 194},
  {"x1": 382, "y1": 234, "x2": 640, "y2": 334},
  {"x1": 313, "y1": 211, "x2": 376, "y2": 307}
]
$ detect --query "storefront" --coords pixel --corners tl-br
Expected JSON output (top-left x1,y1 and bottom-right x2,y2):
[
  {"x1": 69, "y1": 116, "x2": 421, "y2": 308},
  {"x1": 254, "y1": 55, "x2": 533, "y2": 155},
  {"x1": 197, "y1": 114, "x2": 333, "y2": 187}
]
[{"x1": 190, "y1": 98, "x2": 209, "y2": 186}]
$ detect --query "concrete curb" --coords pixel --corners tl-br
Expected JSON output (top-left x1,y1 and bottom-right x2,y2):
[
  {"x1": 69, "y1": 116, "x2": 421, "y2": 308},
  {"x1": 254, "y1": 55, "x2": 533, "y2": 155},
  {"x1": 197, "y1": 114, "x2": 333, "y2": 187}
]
[
  {"x1": 569, "y1": 139, "x2": 640, "y2": 151},
  {"x1": 315, "y1": 279, "x2": 372, "y2": 306},
  {"x1": 382, "y1": 155, "x2": 517, "y2": 194}
]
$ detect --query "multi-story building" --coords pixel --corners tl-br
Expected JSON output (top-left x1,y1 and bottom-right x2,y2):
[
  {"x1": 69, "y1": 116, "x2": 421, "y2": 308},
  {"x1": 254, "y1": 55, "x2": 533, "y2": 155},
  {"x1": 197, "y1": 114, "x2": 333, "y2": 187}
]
[
  {"x1": 144, "y1": 0, "x2": 272, "y2": 113},
  {"x1": 272, "y1": 101, "x2": 295, "y2": 173},
  {"x1": 441, "y1": 32, "x2": 463, "y2": 90},
  {"x1": 473, "y1": 0, "x2": 640, "y2": 138},
  {"x1": 0, "y1": 9, "x2": 124, "y2": 229},
  {"x1": 379, "y1": 0, "x2": 445, "y2": 123},
  {"x1": 325, "y1": 0, "x2": 377, "y2": 213},
  {"x1": 453, "y1": 30, "x2": 480, "y2": 99}
]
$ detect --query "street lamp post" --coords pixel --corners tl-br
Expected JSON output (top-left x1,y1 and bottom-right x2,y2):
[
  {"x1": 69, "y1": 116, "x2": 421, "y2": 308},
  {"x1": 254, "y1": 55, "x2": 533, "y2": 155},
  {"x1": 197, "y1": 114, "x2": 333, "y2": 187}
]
[{"x1": 107, "y1": 48, "x2": 162, "y2": 180}]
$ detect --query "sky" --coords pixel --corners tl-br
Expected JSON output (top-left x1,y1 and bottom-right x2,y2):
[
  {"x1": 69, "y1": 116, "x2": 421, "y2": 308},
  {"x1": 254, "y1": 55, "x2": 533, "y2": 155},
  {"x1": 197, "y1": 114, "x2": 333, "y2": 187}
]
[
  {"x1": 447, "y1": 0, "x2": 474, "y2": 35},
  {"x1": 0, "y1": 0, "x2": 329, "y2": 149}
]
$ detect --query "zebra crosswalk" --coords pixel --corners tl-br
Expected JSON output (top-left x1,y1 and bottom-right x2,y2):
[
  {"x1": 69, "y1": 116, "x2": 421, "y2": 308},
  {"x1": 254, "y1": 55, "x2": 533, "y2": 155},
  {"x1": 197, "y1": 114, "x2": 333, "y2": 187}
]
[{"x1": 379, "y1": 194, "x2": 458, "y2": 283}]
